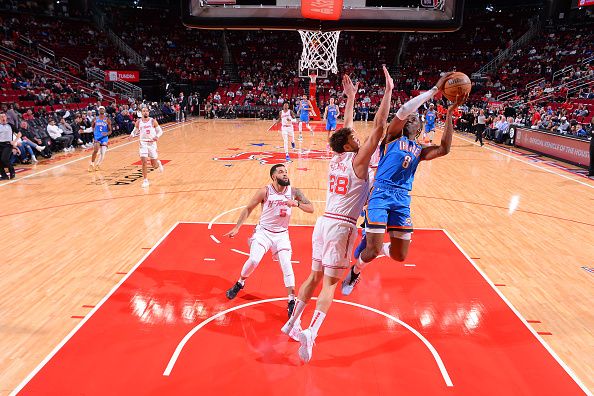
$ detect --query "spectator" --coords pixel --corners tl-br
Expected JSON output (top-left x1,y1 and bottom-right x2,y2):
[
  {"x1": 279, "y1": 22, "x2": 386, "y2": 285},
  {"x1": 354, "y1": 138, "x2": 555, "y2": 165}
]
[
  {"x1": 47, "y1": 119, "x2": 74, "y2": 152},
  {"x1": 557, "y1": 117, "x2": 570, "y2": 135},
  {"x1": 18, "y1": 121, "x2": 46, "y2": 163}
]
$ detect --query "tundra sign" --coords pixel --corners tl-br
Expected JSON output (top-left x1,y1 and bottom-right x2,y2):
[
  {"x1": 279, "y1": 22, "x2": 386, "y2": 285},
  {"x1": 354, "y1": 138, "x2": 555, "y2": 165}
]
[{"x1": 104, "y1": 70, "x2": 140, "y2": 82}]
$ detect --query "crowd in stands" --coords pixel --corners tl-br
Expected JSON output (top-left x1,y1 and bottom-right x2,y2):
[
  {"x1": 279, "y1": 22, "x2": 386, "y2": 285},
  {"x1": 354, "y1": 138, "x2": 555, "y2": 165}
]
[{"x1": 1, "y1": 2, "x2": 593, "y2": 179}]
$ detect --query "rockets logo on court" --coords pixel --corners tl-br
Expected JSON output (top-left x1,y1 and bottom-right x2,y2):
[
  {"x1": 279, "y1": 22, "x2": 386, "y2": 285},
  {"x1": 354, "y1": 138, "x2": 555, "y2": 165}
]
[{"x1": 213, "y1": 150, "x2": 330, "y2": 165}]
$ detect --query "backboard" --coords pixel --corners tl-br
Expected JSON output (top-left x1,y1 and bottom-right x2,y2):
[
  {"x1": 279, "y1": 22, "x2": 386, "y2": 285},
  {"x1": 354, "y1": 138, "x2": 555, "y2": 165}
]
[{"x1": 181, "y1": 0, "x2": 465, "y2": 32}]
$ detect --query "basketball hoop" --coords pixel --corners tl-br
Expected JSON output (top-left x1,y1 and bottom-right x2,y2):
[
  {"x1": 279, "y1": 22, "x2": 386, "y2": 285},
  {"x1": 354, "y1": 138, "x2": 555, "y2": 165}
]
[{"x1": 298, "y1": 30, "x2": 340, "y2": 75}]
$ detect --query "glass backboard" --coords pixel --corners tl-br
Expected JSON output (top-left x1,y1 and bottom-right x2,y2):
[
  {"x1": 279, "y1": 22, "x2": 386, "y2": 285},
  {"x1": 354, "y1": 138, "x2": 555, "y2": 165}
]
[{"x1": 181, "y1": 0, "x2": 465, "y2": 32}]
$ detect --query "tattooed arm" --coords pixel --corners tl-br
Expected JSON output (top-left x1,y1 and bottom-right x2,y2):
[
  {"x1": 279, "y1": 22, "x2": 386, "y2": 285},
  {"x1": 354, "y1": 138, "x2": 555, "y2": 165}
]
[{"x1": 290, "y1": 188, "x2": 314, "y2": 213}]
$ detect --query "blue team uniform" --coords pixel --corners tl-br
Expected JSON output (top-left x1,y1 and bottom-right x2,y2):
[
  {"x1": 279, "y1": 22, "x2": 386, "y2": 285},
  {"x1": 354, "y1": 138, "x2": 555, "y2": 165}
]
[
  {"x1": 365, "y1": 136, "x2": 423, "y2": 233},
  {"x1": 425, "y1": 110, "x2": 436, "y2": 132},
  {"x1": 326, "y1": 104, "x2": 337, "y2": 130},
  {"x1": 94, "y1": 117, "x2": 109, "y2": 145},
  {"x1": 299, "y1": 100, "x2": 310, "y2": 122}
]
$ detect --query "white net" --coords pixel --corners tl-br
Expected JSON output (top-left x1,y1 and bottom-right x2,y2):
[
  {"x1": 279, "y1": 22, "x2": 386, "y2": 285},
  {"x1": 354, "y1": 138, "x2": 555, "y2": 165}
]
[{"x1": 298, "y1": 30, "x2": 341, "y2": 75}]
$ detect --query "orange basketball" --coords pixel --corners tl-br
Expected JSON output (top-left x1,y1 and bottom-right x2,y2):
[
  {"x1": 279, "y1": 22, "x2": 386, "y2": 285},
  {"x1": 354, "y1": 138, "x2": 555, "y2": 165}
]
[{"x1": 442, "y1": 72, "x2": 472, "y2": 102}]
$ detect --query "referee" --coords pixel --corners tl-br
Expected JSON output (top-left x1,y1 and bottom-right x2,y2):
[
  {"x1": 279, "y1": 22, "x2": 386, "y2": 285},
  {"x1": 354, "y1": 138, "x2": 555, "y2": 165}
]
[
  {"x1": 475, "y1": 109, "x2": 486, "y2": 147},
  {"x1": 0, "y1": 112, "x2": 17, "y2": 180}
]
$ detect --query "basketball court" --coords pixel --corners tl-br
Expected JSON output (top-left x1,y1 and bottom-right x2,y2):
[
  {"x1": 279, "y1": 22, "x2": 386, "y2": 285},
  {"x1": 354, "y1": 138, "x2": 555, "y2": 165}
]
[
  {"x1": 1, "y1": 119, "x2": 592, "y2": 395},
  {"x1": 1, "y1": 0, "x2": 593, "y2": 394}
]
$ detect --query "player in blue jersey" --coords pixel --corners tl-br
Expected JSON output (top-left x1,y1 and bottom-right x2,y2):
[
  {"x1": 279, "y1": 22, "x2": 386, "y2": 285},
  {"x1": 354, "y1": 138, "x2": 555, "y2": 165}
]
[
  {"x1": 423, "y1": 103, "x2": 437, "y2": 143},
  {"x1": 297, "y1": 94, "x2": 316, "y2": 140},
  {"x1": 323, "y1": 97, "x2": 340, "y2": 142},
  {"x1": 342, "y1": 72, "x2": 467, "y2": 295},
  {"x1": 88, "y1": 106, "x2": 112, "y2": 171}
]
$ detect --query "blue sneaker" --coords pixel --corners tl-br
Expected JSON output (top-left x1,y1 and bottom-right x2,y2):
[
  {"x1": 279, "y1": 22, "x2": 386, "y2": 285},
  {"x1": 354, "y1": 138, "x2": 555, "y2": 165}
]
[
  {"x1": 291, "y1": 142, "x2": 295, "y2": 149},
  {"x1": 353, "y1": 230, "x2": 367, "y2": 259},
  {"x1": 285, "y1": 154, "x2": 291, "y2": 162},
  {"x1": 341, "y1": 267, "x2": 360, "y2": 296}
]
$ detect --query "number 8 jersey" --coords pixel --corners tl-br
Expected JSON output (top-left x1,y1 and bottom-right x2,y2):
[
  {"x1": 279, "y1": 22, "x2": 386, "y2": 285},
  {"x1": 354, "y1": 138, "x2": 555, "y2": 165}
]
[
  {"x1": 374, "y1": 136, "x2": 422, "y2": 191},
  {"x1": 324, "y1": 151, "x2": 369, "y2": 223}
]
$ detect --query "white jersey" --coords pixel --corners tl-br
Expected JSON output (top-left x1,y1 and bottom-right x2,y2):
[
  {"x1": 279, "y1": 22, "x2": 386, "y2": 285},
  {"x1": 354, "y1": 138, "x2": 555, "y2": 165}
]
[
  {"x1": 281, "y1": 110, "x2": 293, "y2": 130},
  {"x1": 138, "y1": 117, "x2": 157, "y2": 142},
  {"x1": 258, "y1": 184, "x2": 293, "y2": 233},
  {"x1": 323, "y1": 152, "x2": 369, "y2": 225}
]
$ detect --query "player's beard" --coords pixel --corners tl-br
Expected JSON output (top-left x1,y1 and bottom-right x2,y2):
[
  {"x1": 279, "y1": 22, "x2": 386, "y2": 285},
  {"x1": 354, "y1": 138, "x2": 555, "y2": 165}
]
[{"x1": 277, "y1": 178, "x2": 291, "y2": 186}]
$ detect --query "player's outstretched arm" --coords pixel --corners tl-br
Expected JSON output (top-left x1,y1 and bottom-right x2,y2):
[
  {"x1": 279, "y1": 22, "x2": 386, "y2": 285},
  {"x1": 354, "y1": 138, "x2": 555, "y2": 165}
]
[
  {"x1": 342, "y1": 74, "x2": 358, "y2": 130},
  {"x1": 353, "y1": 65, "x2": 393, "y2": 179},
  {"x1": 153, "y1": 119, "x2": 163, "y2": 140},
  {"x1": 386, "y1": 71, "x2": 454, "y2": 139},
  {"x1": 420, "y1": 95, "x2": 466, "y2": 161},
  {"x1": 290, "y1": 188, "x2": 314, "y2": 213},
  {"x1": 224, "y1": 187, "x2": 267, "y2": 237},
  {"x1": 129, "y1": 120, "x2": 139, "y2": 138}
]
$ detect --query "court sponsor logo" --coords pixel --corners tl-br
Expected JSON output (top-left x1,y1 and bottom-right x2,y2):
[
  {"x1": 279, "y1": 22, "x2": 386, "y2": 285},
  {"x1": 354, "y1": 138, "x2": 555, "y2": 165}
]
[
  {"x1": 213, "y1": 150, "x2": 329, "y2": 165},
  {"x1": 86, "y1": 160, "x2": 170, "y2": 186}
]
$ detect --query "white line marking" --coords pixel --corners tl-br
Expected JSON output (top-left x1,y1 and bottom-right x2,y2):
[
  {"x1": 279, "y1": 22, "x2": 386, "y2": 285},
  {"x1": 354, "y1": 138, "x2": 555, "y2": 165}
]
[
  {"x1": 204, "y1": 258, "x2": 216, "y2": 261},
  {"x1": 0, "y1": 122, "x2": 194, "y2": 187},
  {"x1": 404, "y1": 264, "x2": 416, "y2": 267},
  {"x1": 231, "y1": 249, "x2": 250, "y2": 256},
  {"x1": 266, "y1": 121, "x2": 278, "y2": 132},
  {"x1": 9, "y1": 222, "x2": 182, "y2": 396},
  {"x1": 210, "y1": 235, "x2": 221, "y2": 244},
  {"x1": 291, "y1": 260, "x2": 300, "y2": 264},
  {"x1": 453, "y1": 133, "x2": 594, "y2": 189},
  {"x1": 441, "y1": 229, "x2": 592, "y2": 396},
  {"x1": 208, "y1": 206, "x2": 246, "y2": 230},
  {"x1": 162, "y1": 297, "x2": 454, "y2": 387}
]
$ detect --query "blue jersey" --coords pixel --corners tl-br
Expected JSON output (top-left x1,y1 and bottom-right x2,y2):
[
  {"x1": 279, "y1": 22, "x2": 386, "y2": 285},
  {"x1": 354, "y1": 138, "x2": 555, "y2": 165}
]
[
  {"x1": 426, "y1": 110, "x2": 436, "y2": 125},
  {"x1": 327, "y1": 105, "x2": 338, "y2": 122},
  {"x1": 374, "y1": 136, "x2": 422, "y2": 191},
  {"x1": 94, "y1": 117, "x2": 109, "y2": 139},
  {"x1": 299, "y1": 100, "x2": 310, "y2": 116}
]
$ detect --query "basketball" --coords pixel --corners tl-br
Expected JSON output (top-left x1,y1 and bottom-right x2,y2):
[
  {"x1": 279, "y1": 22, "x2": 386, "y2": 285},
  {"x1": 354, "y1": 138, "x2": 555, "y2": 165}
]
[{"x1": 442, "y1": 72, "x2": 472, "y2": 102}]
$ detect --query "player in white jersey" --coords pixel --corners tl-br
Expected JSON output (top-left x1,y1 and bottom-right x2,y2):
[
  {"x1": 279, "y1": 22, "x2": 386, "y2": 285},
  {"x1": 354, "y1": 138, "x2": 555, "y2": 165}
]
[
  {"x1": 279, "y1": 102, "x2": 296, "y2": 162},
  {"x1": 281, "y1": 66, "x2": 394, "y2": 362},
  {"x1": 130, "y1": 106, "x2": 164, "y2": 188},
  {"x1": 224, "y1": 164, "x2": 314, "y2": 317}
]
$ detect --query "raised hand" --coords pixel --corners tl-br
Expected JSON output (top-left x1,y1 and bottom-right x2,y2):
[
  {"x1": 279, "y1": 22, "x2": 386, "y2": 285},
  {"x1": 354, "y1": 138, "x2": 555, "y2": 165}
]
[
  {"x1": 342, "y1": 74, "x2": 359, "y2": 98},
  {"x1": 382, "y1": 65, "x2": 394, "y2": 91},
  {"x1": 435, "y1": 71, "x2": 456, "y2": 92}
]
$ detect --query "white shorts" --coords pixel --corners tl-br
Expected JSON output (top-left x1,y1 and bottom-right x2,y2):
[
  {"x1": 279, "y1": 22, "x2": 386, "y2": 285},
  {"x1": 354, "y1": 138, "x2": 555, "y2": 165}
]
[
  {"x1": 249, "y1": 225, "x2": 292, "y2": 257},
  {"x1": 139, "y1": 141, "x2": 158, "y2": 159},
  {"x1": 311, "y1": 216, "x2": 357, "y2": 278},
  {"x1": 281, "y1": 126, "x2": 294, "y2": 136}
]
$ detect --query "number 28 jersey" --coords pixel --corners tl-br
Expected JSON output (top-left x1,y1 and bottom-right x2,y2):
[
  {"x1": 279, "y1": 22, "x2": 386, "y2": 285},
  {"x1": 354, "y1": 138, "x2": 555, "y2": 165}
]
[
  {"x1": 324, "y1": 152, "x2": 369, "y2": 223},
  {"x1": 374, "y1": 136, "x2": 422, "y2": 191}
]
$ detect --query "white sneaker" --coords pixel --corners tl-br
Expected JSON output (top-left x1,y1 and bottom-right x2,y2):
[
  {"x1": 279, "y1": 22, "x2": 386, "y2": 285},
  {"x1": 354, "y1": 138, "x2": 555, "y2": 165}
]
[
  {"x1": 31, "y1": 156, "x2": 38, "y2": 163},
  {"x1": 77, "y1": 139, "x2": 83, "y2": 144},
  {"x1": 36, "y1": 145, "x2": 46, "y2": 152},
  {"x1": 63, "y1": 148, "x2": 70, "y2": 152},
  {"x1": 281, "y1": 319, "x2": 302, "y2": 341},
  {"x1": 158, "y1": 160, "x2": 163, "y2": 173},
  {"x1": 298, "y1": 329, "x2": 314, "y2": 363},
  {"x1": 141, "y1": 179, "x2": 149, "y2": 188}
]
